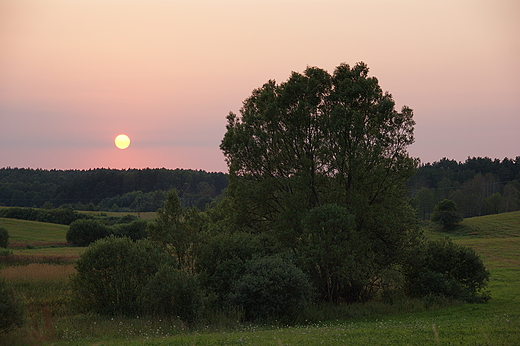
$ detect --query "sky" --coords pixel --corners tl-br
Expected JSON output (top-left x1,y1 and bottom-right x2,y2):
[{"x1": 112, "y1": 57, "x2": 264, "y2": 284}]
[{"x1": 1, "y1": 0, "x2": 519, "y2": 173}]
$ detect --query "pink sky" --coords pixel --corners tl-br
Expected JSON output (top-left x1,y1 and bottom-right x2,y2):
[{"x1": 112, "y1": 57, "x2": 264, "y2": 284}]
[{"x1": 1, "y1": 0, "x2": 519, "y2": 173}]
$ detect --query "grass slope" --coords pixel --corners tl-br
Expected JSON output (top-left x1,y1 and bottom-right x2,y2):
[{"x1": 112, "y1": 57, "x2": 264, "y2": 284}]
[
  {"x1": 0, "y1": 217, "x2": 69, "y2": 244},
  {"x1": 460, "y1": 210, "x2": 520, "y2": 237}
]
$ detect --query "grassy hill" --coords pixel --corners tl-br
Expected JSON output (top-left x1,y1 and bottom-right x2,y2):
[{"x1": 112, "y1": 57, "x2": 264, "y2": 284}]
[
  {"x1": 0, "y1": 217, "x2": 69, "y2": 245},
  {"x1": 459, "y1": 210, "x2": 520, "y2": 237}
]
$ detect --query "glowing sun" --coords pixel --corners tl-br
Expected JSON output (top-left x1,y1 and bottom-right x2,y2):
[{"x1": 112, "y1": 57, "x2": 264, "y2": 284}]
[{"x1": 114, "y1": 134, "x2": 131, "y2": 149}]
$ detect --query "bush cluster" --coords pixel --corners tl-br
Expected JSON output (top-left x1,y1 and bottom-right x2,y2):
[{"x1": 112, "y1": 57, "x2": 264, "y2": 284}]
[
  {"x1": 0, "y1": 207, "x2": 89, "y2": 225},
  {"x1": 72, "y1": 232, "x2": 314, "y2": 323},
  {"x1": 404, "y1": 238, "x2": 490, "y2": 302},
  {"x1": 66, "y1": 219, "x2": 148, "y2": 246},
  {"x1": 71, "y1": 237, "x2": 203, "y2": 322},
  {"x1": 227, "y1": 255, "x2": 313, "y2": 321}
]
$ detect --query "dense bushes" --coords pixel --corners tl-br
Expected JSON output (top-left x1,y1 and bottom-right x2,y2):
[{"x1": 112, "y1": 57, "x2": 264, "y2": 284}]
[
  {"x1": 139, "y1": 265, "x2": 203, "y2": 323},
  {"x1": 197, "y1": 232, "x2": 283, "y2": 305},
  {"x1": 69, "y1": 190, "x2": 491, "y2": 323},
  {"x1": 66, "y1": 219, "x2": 112, "y2": 246},
  {"x1": 227, "y1": 255, "x2": 313, "y2": 321},
  {"x1": 0, "y1": 278, "x2": 25, "y2": 333},
  {"x1": 66, "y1": 219, "x2": 149, "y2": 246},
  {"x1": 0, "y1": 207, "x2": 88, "y2": 225},
  {"x1": 71, "y1": 237, "x2": 174, "y2": 316},
  {"x1": 0, "y1": 227, "x2": 8, "y2": 248},
  {"x1": 404, "y1": 238, "x2": 490, "y2": 302},
  {"x1": 113, "y1": 219, "x2": 148, "y2": 241}
]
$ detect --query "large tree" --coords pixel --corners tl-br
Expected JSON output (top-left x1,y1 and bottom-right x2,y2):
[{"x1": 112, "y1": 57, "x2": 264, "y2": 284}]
[{"x1": 220, "y1": 62, "x2": 420, "y2": 301}]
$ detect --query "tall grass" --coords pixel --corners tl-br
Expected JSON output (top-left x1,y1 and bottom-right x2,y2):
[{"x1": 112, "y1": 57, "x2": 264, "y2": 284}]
[{"x1": 1, "y1": 263, "x2": 76, "y2": 281}]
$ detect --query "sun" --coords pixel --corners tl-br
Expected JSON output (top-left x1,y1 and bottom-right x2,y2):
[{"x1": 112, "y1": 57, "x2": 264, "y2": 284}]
[{"x1": 114, "y1": 134, "x2": 131, "y2": 149}]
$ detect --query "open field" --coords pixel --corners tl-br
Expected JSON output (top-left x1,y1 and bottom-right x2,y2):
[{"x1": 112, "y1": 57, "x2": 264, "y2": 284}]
[
  {"x1": 0, "y1": 211, "x2": 519, "y2": 345},
  {"x1": 0, "y1": 217, "x2": 69, "y2": 245}
]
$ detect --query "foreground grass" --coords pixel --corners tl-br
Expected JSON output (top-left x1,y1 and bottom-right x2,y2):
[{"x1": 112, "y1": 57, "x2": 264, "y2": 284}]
[{"x1": 43, "y1": 300, "x2": 519, "y2": 346}]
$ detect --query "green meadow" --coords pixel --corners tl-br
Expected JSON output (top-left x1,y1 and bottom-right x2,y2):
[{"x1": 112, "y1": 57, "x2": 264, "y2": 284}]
[
  {"x1": 0, "y1": 217, "x2": 69, "y2": 245},
  {"x1": 1, "y1": 211, "x2": 519, "y2": 345}
]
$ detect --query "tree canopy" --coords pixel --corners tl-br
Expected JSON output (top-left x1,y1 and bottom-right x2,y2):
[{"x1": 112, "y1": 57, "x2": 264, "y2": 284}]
[{"x1": 220, "y1": 62, "x2": 421, "y2": 302}]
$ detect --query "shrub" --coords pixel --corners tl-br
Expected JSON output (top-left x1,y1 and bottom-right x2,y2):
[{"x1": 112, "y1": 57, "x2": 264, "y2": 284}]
[
  {"x1": 227, "y1": 255, "x2": 314, "y2": 321},
  {"x1": 0, "y1": 227, "x2": 8, "y2": 248},
  {"x1": 0, "y1": 278, "x2": 25, "y2": 333},
  {"x1": 197, "y1": 232, "x2": 282, "y2": 306},
  {"x1": 66, "y1": 219, "x2": 112, "y2": 246},
  {"x1": 140, "y1": 265, "x2": 203, "y2": 323},
  {"x1": 404, "y1": 238, "x2": 490, "y2": 302},
  {"x1": 71, "y1": 236, "x2": 172, "y2": 316},
  {"x1": 431, "y1": 199, "x2": 463, "y2": 230},
  {"x1": 113, "y1": 219, "x2": 148, "y2": 241}
]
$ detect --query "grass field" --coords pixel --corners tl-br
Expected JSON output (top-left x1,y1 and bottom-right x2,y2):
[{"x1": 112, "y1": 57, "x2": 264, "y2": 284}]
[
  {"x1": 0, "y1": 211, "x2": 519, "y2": 345},
  {"x1": 0, "y1": 217, "x2": 69, "y2": 245}
]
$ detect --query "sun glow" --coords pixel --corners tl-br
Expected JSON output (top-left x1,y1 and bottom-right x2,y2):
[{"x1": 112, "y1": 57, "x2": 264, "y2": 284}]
[{"x1": 114, "y1": 134, "x2": 131, "y2": 149}]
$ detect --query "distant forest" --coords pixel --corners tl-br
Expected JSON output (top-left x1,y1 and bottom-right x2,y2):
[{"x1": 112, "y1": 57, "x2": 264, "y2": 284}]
[
  {"x1": 408, "y1": 157, "x2": 520, "y2": 219},
  {"x1": 0, "y1": 168, "x2": 228, "y2": 211},
  {"x1": 1, "y1": 156, "x2": 519, "y2": 217}
]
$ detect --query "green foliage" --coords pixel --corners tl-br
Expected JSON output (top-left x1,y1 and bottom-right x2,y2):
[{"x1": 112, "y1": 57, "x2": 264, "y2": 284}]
[
  {"x1": 0, "y1": 226, "x2": 8, "y2": 248},
  {"x1": 299, "y1": 204, "x2": 369, "y2": 302},
  {"x1": 431, "y1": 199, "x2": 463, "y2": 230},
  {"x1": 0, "y1": 207, "x2": 89, "y2": 225},
  {"x1": 409, "y1": 157, "x2": 520, "y2": 220},
  {"x1": 147, "y1": 190, "x2": 205, "y2": 271},
  {"x1": 139, "y1": 265, "x2": 203, "y2": 323},
  {"x1": 404, "y1": 238, "x2": 490, "y2": 302},
  {"x1": 0, "y1": 278, "x2": 25, "y2": 333},
  {"x1": 219, "y1": 62, "x2": 420, "y2": 303},
  {"x1": 0, "y1": 167, "x2": 228, "y2": 211},
  {"x1": 113, "y1": 219, "x2": 148, "y2": 241},
  {"x1": 66, "y1": 219, "x2": 112, "y2": 246},
  {"x1": 227, "y1": 255, "x2": 314, "y2": 321},
  {"x1": 197, "y1": 231, "x2": 283, "y2": 306},
  {"x1": 71, "y1": 236, "x2": 172, "y2": 316}
]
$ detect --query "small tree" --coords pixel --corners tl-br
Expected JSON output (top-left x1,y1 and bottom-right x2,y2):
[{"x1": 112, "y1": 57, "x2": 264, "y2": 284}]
[
  {"x1": 66, "y1": 219, "x2": 112, "y2": 246},
  {"x1": 431, "y1": 199, "x2": 463, "y2": 230},
  {"x1": 0, "y1": 227, "x2": 8, "y2": 248},
  {"x1": 147, "y1": 190, "x2": 205, "y2": 272}
]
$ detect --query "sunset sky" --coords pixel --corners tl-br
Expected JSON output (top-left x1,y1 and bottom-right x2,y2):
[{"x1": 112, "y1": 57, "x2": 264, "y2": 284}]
[{"x1": 1, "y1": 0, "x2": 519, "y2": 173}]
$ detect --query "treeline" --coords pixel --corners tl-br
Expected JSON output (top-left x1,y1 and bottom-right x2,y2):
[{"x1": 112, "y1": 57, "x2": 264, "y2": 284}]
[
  {"x1": 2, "y1": 157, "x2": 520, "y2": 218},
  {"x1": 408, "y1": 157, "x2": 520, "y2": 219},
  {"x1": 0, "y1": 168, "x2": 228, "y2": 211}
]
